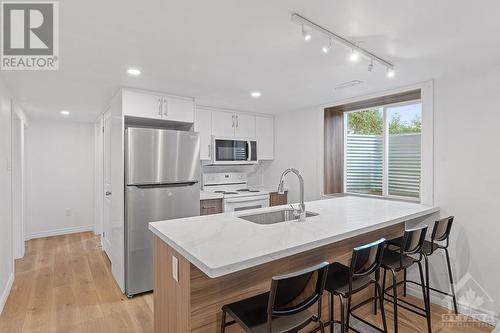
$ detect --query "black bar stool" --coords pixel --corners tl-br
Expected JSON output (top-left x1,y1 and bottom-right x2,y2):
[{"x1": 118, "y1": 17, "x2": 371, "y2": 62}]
[
  {"x1": 324, "y1": 238, "x2": 388, "y2": 333},
  {"x1": 220, "y1": 261, "x2": 329, "y2": 333},
  {"x1": 381, "y1": 226, "x2": 432, "y2": 333},
  {"x1": 391, "y1": 216, "x2": 458, "y2": 315}
]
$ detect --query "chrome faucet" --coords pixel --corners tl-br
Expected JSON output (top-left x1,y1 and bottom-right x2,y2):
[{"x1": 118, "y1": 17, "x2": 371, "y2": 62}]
[{"x1": 277, "y1": 168, "x2": 306, "y2": 221}]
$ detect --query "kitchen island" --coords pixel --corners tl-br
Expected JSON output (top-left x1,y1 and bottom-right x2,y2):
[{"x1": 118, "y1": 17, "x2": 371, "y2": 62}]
[{"x1": 149, "y1": 195, "x2": 439, "y2": 332}]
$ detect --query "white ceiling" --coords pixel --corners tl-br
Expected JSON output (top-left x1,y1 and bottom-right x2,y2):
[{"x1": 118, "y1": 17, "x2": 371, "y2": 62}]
[{"x1": 2, "y1": 0, "x2": 500, "y2": 122}]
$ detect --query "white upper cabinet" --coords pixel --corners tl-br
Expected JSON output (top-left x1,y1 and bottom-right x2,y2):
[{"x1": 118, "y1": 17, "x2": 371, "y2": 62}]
[
  {"x1": 211, "y1": 110, "x2": 256, "y2": 139},
  {"x1": 122, "y1": 89, "x2": 194, "y2": 123},
  {"x1": 194, "y1": 108, "x2": 212, "y2": 160},
  {"x1": 123, "y1": 90, "x2": 163, "y2": 119},
  {"x1": 256, "y1": 116, "x2": 274, "y2": 160},
  {"x1": 234, "y1": 114, "x2": 256, "y2": 139},
  {"x1": 163, "y1": 97, "x2": 194, "y2": 123},
  {"x1": 211, "y1": 111, "x2": 237, "y2": 138}
]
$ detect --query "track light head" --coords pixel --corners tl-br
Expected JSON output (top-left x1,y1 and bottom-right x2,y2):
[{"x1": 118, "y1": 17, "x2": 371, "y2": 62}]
[
  {"x1": 321, "y1": 39, "x2": 332, "y2": 53},
  {"x1": 302, "y1": 25, "x2": 311, "y2": 41},
  {"x1": 386, "y1": 67, "x2": 395, "y2": 78},
  {"x1": 349, "y1": 50, "x2": 359, "y2": 62}
]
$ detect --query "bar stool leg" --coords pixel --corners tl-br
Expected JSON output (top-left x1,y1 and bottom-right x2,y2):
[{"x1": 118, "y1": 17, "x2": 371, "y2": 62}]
[
  {"x1": 339, "y1": 295, "x2": 346, "y2": 333},
  {"x1": 418, "y1": 261, "x2": 432, "y2": 333},
  {"x1": 403, "y1": 268, "x2": 407, "y2": 297},
  {"x1": 330, "y1": 292, "x2": 335, "y2": 333},
  {"x1": 376, "y1": 282, "x2": 388, "y2": 333},
  {"x1": 220, "y1": 309, "x2": 226, "y2": 333},
  {"x1": 390, "y1": 269, "x2": 399, "y2": 333},
  {"x1": 444, "y1": 248, "x2": 458, "y2": 314},
  {"x1": 373, "y1": 281, "x2": 378, "y2": 315},
  {"x1": 424, "y1": 254, "x2": 431, "y2": 306},
  {"x1": 345, "y1": 296, "x2": 352, "y2": 331}
]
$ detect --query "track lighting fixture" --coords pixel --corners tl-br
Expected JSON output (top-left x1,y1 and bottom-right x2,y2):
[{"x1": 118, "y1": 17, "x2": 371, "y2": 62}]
[{"x1": 292, "y1": 13, "x2": 395, "y2": 78}]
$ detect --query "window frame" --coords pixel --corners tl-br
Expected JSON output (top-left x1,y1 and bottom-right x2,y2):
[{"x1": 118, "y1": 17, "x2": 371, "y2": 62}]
[{"x1": 343, "y1": 99, "x2": 422, "y2": 202}]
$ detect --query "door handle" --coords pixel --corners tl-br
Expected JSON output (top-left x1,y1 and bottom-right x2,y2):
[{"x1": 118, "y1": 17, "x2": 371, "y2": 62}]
[
  {"x1": 105, "y1": 191, "x2": 112, "y2": 196},
  {"x1": 163, "y1": 98, "x2": 168, "y2": 117},
  {"x1": 158, "y1": 98, "x2": 162, "y2": 116},
  {"x1": 232, "y1": 115, "x2": 235, "y2": 128},
  {"x1": 247, "y1": 140, "x2": 252, "y2": 161},
  {"x1": 236, "y1": 115, "x2": 239, "y2": 128}
]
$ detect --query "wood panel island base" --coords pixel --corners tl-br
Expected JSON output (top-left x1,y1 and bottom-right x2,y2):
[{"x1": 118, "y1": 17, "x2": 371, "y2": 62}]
[{"x1": 149, "y1": 196, "x2": 439, "y2": 333}]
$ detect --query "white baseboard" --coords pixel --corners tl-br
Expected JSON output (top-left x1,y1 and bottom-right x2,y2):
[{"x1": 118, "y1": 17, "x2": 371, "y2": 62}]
[
  {"x1": 30, "y1": 225, "x2": 94, "y2": 239},
  {"x1": 407, "y1": 284, "x2": 498, "y2": 327},
  {"x1": 0, "y1": 272, "x2": 14, "y2": 316}
]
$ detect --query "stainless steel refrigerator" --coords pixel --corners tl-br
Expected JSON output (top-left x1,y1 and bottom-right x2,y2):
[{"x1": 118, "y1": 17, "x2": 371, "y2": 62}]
[{"x1": 125, "y1": 127, "x2": 200, "y2": 296}]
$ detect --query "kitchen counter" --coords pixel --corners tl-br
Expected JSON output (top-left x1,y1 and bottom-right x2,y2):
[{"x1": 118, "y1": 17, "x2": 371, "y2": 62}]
[
  {"x1": 149, "y1": 195, "x2": 438, "y2": 278},
  {"x1": 199, "y1": 190, "x2": 223, "y2": 200}
]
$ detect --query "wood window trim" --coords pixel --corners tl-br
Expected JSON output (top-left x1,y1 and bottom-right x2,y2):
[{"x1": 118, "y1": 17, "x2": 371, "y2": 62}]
[{"x1": 324, "y1": 89, "x2": 421, "y2": 195}]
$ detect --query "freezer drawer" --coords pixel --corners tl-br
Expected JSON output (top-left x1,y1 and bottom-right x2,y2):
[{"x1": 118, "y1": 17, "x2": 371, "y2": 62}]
[
  {"x1": 125, "y1": 183, "x2": 200, "y2": 296},
  {"x1": 126, "y1": 128, "x2": 200, "y2": 185}
]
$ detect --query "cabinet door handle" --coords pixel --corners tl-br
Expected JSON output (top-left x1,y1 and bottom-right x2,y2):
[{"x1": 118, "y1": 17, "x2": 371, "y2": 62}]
[
  {"x1": 202, "y1": 205, "x2": 217, "y2": 209},
  {"x1": 158, "y1": 98, "x2": 162, "y2": 116},
  {"x1": 105, "y1": 191, "x2": 112, "y2": 196},
  {"x1": 163, "y1": 98, "x2": 168, "y2": 117},
  {"x1": 208, "y1": 144, "x2": 211, "y2": 158},
  {"x1": 236, "y1": 115, "x2": 239, "y2": 128},
  {"x1": 232, "y1": 115, "x2": 235, "y2": 128}
]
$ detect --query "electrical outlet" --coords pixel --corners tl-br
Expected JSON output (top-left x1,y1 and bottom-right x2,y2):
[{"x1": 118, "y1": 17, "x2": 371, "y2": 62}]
[{"x1": 172, "y1": 256, "x2": 179, "y2": 282}]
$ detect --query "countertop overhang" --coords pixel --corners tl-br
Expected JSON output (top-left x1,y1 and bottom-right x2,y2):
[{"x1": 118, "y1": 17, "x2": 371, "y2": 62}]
[{"x1": 149, "y1": 196, "x2": 439, "y2": 278}]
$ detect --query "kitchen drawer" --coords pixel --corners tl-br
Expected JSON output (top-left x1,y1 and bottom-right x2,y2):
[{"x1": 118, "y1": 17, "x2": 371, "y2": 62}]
[
  {"x1": 269, "y1": 191, "x2": 288, "y2": 206},
  {"x1": 200, "y1": 198, "x2": 223, "y2": 215}
]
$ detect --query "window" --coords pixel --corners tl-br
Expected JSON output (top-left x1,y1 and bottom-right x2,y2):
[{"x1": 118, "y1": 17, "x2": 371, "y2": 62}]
[
  {"x1": 324, "y1": 89, "x2": 425, "y2": 201},
  {"x1": 344, "y1": 101, "x2": 422, "y2": 199}
]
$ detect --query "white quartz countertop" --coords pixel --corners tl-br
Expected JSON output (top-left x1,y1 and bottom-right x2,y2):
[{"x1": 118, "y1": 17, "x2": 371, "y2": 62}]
[{"x1": 149, "y1": 196, "x2": 439, "y2": 278}]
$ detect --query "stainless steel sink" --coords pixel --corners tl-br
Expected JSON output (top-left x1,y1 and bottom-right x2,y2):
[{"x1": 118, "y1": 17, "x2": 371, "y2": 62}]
[{"x1": 238, "y1": 209, "x2": 319, "y2": 225}]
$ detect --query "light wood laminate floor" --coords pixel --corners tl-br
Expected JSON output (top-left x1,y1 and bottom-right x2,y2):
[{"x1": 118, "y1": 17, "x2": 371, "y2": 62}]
[{"x1": 0, "y1": 232, "x2": 493, "y2": 332}]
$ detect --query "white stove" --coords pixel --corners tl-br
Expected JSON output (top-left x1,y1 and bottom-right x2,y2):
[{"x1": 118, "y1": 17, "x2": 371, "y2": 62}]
[{"x1": 202, "y1": 173, "x2": 270, "y2": 212}]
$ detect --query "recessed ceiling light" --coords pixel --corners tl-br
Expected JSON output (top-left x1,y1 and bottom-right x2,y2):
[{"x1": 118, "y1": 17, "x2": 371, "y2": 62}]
[
  {"x1": 127, "y1": 67, "x2": 141, "y2": 76},
  {"x1": 386, "y1": 68, "x2": 396, "y2": 78},
  {"x1": 251, "y1": 91, "x2": 261, "y2": 98},
  {"x1": 60, "y1": 110, "x2": 70, "y2": 116},
  {"x1": 322, "y1": 39, "x2": 332, "y2": 54}
]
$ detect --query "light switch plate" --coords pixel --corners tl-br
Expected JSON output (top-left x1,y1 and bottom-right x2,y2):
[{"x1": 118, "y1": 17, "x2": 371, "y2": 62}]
[{"x1": 172, "y1": 256, "x2": 179, "y2": 282}]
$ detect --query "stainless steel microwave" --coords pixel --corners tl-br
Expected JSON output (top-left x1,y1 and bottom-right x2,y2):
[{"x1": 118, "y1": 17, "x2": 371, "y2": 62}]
[{"x1": 211, "y1": 137, "x2": 257, "y2": 165}]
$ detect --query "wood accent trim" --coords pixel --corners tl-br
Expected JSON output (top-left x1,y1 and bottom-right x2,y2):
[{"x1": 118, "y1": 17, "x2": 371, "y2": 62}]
[
  {"x1": 154, "y1": 236, "x2": 191, "y2": 333},
  {"x1": 200, "y1": 198, "x2": 223, "y2": 215},
  {"x1": 269, "y1": 191, "x2": 288, "y2": 206},
  {"x1": 154, "y1": 223, "x2": 404, "y2": 332},
  {"x1": 324, "y1": 110, "x2": 344, "y2": 194},
  {"x1": 325, "y1": 89, "x2": 421, "y2": 113}
]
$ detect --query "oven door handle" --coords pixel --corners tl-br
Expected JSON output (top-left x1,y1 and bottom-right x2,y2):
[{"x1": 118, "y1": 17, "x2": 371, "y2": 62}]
[{"x1": 224, "y1": 195, "x2": 269, "y2": 203}]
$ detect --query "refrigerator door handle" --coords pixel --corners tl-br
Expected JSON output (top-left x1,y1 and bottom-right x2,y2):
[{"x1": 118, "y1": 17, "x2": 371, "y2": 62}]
[{"x1": 133, "y1": 181, "x2": 198, "y2": 189}]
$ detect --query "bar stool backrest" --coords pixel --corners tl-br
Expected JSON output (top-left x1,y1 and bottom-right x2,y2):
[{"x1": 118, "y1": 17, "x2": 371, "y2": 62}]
[
  {"x1": 351, "y1": 238, "x2": 386, "y2": 278},
  {"x1": 431, "y1": 216, "x2": 454, "y2": 244},
  {"x1": 401, "y1": 225, "x2": 428, "y2": 255},
  {"x1": 267, "y1": 261, "x2": 329, "y2": 318}
]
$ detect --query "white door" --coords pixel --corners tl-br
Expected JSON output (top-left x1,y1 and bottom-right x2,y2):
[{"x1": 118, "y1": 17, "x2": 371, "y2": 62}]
[
  {"x1": 256, "y1": 116, "x2": 274, "y2": 160},
  {"x1": 102, "y1": 110, "x2": 112, "y2": 257},
  {"x1": 194, "y1": 108, "x2": 212, "y2": 160},
  {"x1": 122, "y1": 90, "x2": 163, "y2": 119},
  {"x1": 163, "y1": 97, "x2": 194, "y2": 123},
  {"x1": 211, "y1": 110, "x2": 235, "y2": 138},
  {"x1": 234, "y1": 114, "x2": 256, "y2": 139}
]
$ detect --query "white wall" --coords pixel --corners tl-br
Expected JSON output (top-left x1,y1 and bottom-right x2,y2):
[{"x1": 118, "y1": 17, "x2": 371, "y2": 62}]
[
  {"x1": 26, "y1": 120, "x2": 95, "y2": 238},
  {"x1": 432, "y1": 66, "x2": 500, "y2": 319},
  {"x1": 0, "y1": 79, "x2": 13, "y2": 315},
  {"x1": 261, "y1": 107, "x2": 324, "y2": 204},
  {"x1": 263, "y1": 70, "x2": 500, "y2": 321}
]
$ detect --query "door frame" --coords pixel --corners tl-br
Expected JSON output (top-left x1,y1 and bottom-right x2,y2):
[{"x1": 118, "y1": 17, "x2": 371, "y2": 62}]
[{"x1": 94, "y1": 116, "x2": 104, "y2": 236}]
